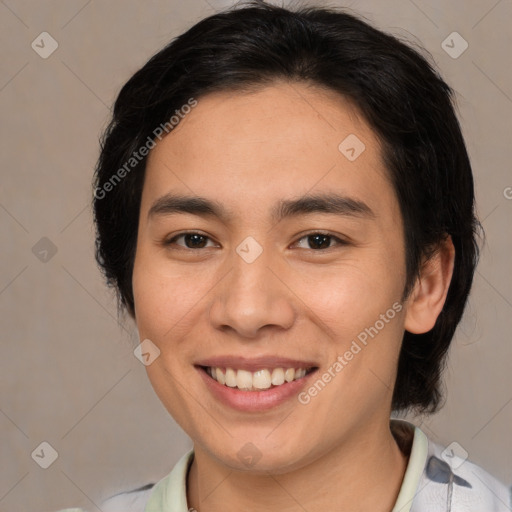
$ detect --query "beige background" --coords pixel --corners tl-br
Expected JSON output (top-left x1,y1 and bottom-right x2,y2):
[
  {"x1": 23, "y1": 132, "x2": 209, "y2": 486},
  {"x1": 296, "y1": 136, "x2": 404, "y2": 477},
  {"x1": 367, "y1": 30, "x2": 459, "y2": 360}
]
[{"x1": 1, "y1": 0, "x2": 511, "y2": 510}]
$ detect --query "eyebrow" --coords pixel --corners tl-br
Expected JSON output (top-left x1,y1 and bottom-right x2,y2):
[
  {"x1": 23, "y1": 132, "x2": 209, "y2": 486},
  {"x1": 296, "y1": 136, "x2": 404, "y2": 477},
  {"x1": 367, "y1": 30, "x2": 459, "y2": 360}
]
[{"x1": 147, "y1": 192, "x2": 375, "y2": 223}]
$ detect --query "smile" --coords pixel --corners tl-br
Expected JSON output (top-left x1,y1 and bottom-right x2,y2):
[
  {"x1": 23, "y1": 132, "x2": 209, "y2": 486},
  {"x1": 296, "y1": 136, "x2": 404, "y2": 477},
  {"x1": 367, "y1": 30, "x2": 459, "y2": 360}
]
[
  {"x1": 204, "y1": 366, "x2": 315, "y2": 391},
  {"x1": 195, "y1": 356, "x2": 319, "y2": 411}
]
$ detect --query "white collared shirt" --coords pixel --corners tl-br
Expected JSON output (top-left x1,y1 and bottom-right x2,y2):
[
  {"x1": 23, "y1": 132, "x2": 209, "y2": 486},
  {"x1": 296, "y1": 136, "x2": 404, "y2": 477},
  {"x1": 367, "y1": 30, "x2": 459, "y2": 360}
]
[{"x1": 57, "y1": 419, "x2": 511, "y2": 512}]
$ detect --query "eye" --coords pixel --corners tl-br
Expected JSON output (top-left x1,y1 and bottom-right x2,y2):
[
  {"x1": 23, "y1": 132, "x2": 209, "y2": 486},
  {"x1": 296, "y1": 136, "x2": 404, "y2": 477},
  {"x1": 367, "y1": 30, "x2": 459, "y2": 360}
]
[
  {"x1": 293, "y1": 232, "x2": 348, "y2": 250},
  {"x1": 163, "y1": 231, "x2": 348, "y2": 251},
  {"x1": 164, "y1": 231, "x2": 218, "y2": 249}
]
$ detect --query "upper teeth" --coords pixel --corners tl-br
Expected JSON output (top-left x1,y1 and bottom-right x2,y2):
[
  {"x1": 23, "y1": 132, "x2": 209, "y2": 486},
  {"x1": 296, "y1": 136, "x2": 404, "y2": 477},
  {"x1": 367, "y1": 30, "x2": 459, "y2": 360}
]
[{"x1": 207, "y1": 367, "x2": 309, "y2": 391}]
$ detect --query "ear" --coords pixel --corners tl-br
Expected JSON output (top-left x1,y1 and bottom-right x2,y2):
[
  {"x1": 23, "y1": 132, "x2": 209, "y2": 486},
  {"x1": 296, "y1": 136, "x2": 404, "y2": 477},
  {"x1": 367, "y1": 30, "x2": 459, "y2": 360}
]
[{"x1": 404, "y1": 235, "x2": 455, "y2": 334}]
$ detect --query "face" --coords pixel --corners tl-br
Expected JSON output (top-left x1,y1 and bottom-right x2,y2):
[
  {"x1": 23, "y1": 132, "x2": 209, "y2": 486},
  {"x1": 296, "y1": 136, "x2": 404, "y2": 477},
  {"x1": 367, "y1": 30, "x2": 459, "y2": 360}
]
[{"x1": 132, "y1": 82, "x2": 409, "y2": 473}]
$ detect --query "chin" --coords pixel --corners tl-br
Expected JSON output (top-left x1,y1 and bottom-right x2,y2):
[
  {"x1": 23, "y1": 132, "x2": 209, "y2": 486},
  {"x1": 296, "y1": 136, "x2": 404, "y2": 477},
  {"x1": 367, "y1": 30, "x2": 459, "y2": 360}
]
[{"x1": 200, "y1": 433, "x2": 316, "y2": 475}]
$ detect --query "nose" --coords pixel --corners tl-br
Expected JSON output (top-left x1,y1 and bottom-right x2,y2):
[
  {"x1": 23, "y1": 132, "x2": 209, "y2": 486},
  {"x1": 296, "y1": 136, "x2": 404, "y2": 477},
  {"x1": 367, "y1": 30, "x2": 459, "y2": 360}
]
[{"x1": 208, "y1": 244, "x2": 296, "y2": 339}]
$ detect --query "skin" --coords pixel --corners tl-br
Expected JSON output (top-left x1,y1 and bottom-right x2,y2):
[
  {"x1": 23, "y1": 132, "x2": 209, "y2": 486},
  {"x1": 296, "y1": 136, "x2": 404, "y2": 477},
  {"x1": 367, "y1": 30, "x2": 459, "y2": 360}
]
[{"x1": 132, "y1": 81, "x2": 455, "y2": 511}]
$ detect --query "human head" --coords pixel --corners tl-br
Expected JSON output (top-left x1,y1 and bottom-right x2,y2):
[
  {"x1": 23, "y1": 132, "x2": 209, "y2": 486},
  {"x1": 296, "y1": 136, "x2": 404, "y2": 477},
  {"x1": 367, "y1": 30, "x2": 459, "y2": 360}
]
[{"x1": 93, "y1": 1, "x2": 480, "y2": 417}]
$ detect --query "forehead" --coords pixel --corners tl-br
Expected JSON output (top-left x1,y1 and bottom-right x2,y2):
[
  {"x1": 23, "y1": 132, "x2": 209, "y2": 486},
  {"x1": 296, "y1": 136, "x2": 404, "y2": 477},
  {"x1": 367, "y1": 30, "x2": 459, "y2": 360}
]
[{"x1": 142, "y1": 82, "x2": 397, "y2": 223}]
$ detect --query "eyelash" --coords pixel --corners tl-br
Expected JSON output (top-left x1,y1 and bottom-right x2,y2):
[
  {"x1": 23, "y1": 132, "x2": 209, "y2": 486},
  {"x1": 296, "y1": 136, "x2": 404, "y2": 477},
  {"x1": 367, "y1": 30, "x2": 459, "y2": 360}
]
[{"x1": 162, "y1": 231, "x2": 349, "y2": 251}]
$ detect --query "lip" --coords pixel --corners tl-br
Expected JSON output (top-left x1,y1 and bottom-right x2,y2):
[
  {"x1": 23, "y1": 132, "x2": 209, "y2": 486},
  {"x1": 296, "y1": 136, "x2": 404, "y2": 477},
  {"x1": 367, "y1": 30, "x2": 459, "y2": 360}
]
[
  {"x1": 195, "y1": 360, "x2": 319, "y2": 412},
  {"x1": 195, "y1": 355, "x2": 318, "y2": 372}
]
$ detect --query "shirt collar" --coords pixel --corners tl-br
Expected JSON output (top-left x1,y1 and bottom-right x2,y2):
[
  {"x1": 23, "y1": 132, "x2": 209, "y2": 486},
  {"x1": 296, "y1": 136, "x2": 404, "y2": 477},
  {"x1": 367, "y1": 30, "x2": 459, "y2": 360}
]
[{"x1": 391, "y1": 419, "x2": 429, "y2": 512}]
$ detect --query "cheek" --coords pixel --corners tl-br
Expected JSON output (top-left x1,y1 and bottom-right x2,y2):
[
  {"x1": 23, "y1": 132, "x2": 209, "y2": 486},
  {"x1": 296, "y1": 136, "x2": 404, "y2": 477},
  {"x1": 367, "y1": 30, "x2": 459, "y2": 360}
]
[
  {"x1": 293, "y1": 256, "x2": 403, "y2": 332},
  {"x1": 132, "y1": 253, "x2": 205, "y2": 431},
  {"x1": 132, "y1": 247, "x2": 219, "y2": 350},
  {"x1": 132, "y1": 249, "x2": 181, "y2": 338}
]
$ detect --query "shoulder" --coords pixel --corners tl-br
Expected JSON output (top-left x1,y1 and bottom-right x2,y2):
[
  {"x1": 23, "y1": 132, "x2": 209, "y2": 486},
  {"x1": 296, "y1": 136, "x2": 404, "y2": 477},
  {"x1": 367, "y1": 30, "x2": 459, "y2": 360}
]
[
  {"x1": 414, "y1": 436, "x2": 511, "y2": 511},
  {"x1": 53, "y1": 450, "x2": 195, "y2": 512},
  {"x1": 54, "y1": 510, "x2": 89, "y2": 512},
  {"x1": 100, "y1": 482, "x2": 156, "y2": 512},
  {"x1": 54, "y1": 483, "x2": 155, "y2": 512}
]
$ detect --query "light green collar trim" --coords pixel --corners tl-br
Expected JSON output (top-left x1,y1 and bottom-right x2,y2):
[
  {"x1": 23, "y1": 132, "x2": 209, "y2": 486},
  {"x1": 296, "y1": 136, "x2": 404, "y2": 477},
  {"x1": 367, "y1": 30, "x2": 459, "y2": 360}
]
[
  {"x1": 391, "y1": 421, "x2": 429, "y2": 512},
  {"x1": 144, "y1": 420, "x2": 428, "y2": 512},
  {"x1": 144, "y1": 449, "x2": 194, "y2": 512}
]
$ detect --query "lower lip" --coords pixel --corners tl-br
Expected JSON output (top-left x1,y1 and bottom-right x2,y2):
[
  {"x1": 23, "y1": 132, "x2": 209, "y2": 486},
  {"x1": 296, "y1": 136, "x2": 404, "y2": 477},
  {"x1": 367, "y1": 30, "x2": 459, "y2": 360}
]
[{"x1": 197, "y1": 367, "x2": 317, "y2": 412}]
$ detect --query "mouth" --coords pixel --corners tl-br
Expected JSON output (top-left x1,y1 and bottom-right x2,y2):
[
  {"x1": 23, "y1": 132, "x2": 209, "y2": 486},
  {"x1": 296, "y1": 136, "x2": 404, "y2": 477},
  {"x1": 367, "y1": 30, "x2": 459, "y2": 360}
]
[
  {"x1": 199, "y1": 365, "x2": 317, "y2": 392},
  {"x1": 194, "y1": 357, "x2": 319, "y2": 412}
]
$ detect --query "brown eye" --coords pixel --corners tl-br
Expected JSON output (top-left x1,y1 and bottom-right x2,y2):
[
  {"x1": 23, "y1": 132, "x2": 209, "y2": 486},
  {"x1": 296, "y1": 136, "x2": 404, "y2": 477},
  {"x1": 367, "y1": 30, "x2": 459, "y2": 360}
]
[
  {"x1": 294, "y1": 232, "x2": 347, "y2": 250},
  {"x1": 165, "y1": 232, "x2": 216, "y2": 249}
]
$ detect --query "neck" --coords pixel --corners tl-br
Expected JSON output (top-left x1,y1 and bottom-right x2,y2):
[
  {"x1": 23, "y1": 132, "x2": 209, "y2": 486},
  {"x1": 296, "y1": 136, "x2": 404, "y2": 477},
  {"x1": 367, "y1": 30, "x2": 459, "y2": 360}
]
[{"x1": 187, "y1": 419, "x2": 410, "y2": 512}]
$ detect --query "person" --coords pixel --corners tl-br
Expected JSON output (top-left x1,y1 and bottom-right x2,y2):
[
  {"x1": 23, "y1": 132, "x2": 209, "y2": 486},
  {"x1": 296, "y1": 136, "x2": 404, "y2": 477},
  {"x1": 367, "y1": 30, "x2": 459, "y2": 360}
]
[{"x1": 57, "y1": 2, "x2": 511, "y2": 511}]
